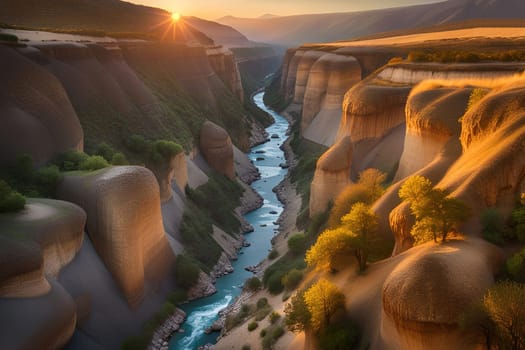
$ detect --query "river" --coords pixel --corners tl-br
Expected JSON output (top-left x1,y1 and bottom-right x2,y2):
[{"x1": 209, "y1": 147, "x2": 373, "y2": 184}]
[{"x1": 169, "y1": 92, "x2": 290, "y2": 349}]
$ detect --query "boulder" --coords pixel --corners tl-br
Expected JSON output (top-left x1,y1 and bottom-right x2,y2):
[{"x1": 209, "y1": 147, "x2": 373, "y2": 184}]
[
  {"x1": 200, "y1": 121, "x2": 235, "y2": 179},
  {"x1": 57, "y1": 166, "x2": 174, "y2": 308},
  {"x1": 309, "y1": 136, "x2": 353, "y2": 216}
]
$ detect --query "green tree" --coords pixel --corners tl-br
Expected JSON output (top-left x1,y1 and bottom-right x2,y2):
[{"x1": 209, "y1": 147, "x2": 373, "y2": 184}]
[
  {"x1": 288, "y1": 233, "x2": 306, "y2": 255},
  {"x1": 284, "y1": 289, "x2": 311, "y2": 333},
  {"x1": 340, "y1": 202, "x2": 379, "y2": 271},
  {"x1": 94, "y1": 142, "x2": 115, "y2": 162},
  {"x1": 399, "y1": 175, "x2": 470, "y2": 244},
  {"x1": 304, "y1": 279, "x2": 345, "y2": 332},
  {"x1": 282, "y1": 269, "x2": 304, "y2": 291},
  {"x1": 111, "y1": 152, "x2": 128, "y2": 165},
  {"x1": 79, "y1": 155, "x2": 110, "y2": 171},
  {"x1": 484, "y1": 281, "x2": 525, "y2": 350},
  {"x1": 174, "y1": 254, "x2": 200, "y2": 290}
]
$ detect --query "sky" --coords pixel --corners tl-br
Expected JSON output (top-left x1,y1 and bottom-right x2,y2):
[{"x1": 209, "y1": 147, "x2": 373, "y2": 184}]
[{"x1": 129, "y1": 0, "x2": 443, "y2": 20}]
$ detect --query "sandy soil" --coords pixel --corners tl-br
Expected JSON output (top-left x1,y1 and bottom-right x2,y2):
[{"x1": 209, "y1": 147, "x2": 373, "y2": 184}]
[{"x1": 321, "y1": 27, "x2": 525, "y2": 47}]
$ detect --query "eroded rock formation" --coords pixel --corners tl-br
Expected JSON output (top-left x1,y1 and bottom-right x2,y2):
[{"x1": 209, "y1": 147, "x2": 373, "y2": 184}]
[
  {"x1": 0, "y1": 46, "x2": 83, "y2": 167},
  {"x1": 302, "y1": 53, "x2": 362, "y2": 146},
  {"x1": 200, "y1": 121, "x2": 235, "y2": 179},
  {"x1": 206, "y1": 46, "x2": 244, "y2": 102},
  {"x1": 309, "y1": 136, "x2": 353, "y2": 216},
  {"x1": 57, "y1": 166, "x2": 174, "y2": 308},
  {"x1": 382, "y1": 240, "x2": 503, "y2": 350}
]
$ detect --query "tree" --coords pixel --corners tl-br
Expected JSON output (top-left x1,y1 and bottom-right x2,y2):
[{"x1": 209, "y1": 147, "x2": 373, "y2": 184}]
[
  {"x1": 0, "y1": 179, "x2": 25, "y2": 213},
  {"x1": 284, "y1": 289, "x2": 311, "y2": 333},
  {"x1": 174, "y1": 254, "x2": 200, "y2": 290},
  {"x1": 288, "y1": 233, "x2": 306, "y2": 255},
  {"x1": 484, "y1": 281, "x2": 525, "y2": 350},
  {"x1": 328, "y1": 169, "x2": 386, "y2": 228},
  {"x1": 304, "y1": 279, "x2": 345, "y2": 332},
  {"x1": 399, "y1": 175, "x2": 470, "y2": 243},
  {"x1": 306, "y1": 228, "x2": 352, "y2": 271},
  {"x1": 340, "y1": 202, "x2": 379, "y2": 271},
  {"x1": 282, "y1": 269, "x2": 304, "y2": 291},
  {"x1": 79, "y1": 155, "x2": 110, "y2": 171}
]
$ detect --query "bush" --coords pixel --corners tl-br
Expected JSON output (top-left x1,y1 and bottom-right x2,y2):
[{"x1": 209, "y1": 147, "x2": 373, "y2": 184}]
[
  {"x1": 467, "y1": 88, "x2": 489, "y2": 112},
  {"x1": 94, "y1": 142, "x2": 115, "y2": 162},
  {"x1": 167, "y1": 289, "x2": 187, "y2": 305},
  {"x1": 481, "y1": 208, "x2": 505, "y2": 245},
  {"x1": 248, "y1": 321, "x2": 258, "y2": 332},
  {"x1": 260, "y1": 329, "x2": 267, "y2": 337},
  {"x1": 0, "y1": 180, "x2": 25, "y2": 213},
  {"x1": 0, "y1": 33, "x2": 18, "y2": 42},
  {"x1": 149, "y1": 140, "x2": 183, "y2": 164},
  {"x1": 511, "y1": 206, "x2": 525, "y2": 242},
  {"x1": 257, "y1": 298, "x2": 269, "y2": 309},
  {"x1": 288, "y1": 233, "x2": 306, "y2": 255},
  {"x1": 245, "y1": 277, "x2": 262, "y2": 291},
  {"x1": 269, "y1": 311, "x2": 281, "y2": 324},
  {"x1": 126, "y1": 134, "x2": 150, "y2": 154},
  {"x1": 35, "y1": 165, "x2": 62, "y2": 196},
  {"x1": 318, "y1": 322, "x2": 360, "y2": 350},
  {"x1": 111, "y1": 152, "x2": 129, "y2": 165},
  {"x1": 54, "y1": 150, "x2": 88, "y2": 171},
  {"x1": 268, "y1": 249, "x2": 279, "y2": 260},
  {"x1": 272, "y1": 326, "x2": 285, "y2": 339},
  {"x1": 174, "y1": 254, "x2": 200, "y2": 290},
  {"x1": 79, "y1": 155, "x2": 110, "y2": 171},
  {"x1": 282, "y1": 269, "x2": 303, "y2": 291},
  {"x1": 267, "y1": 270, "x2": 286, "y2": 295},
  {"x1": 241, "y1": 345, "x2": 251, "y2": 350}
]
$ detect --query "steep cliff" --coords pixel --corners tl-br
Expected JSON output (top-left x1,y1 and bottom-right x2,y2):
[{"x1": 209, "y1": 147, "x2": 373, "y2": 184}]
[
  {"x1": 309, "y1": 136, "x2": 353, "y2": 216},
  {"x1": 200, "y1": 121, "x2": 235, "y2": 179},
  {"x1": 302, "y1": 53, "x2": 362, "y2": 146},
  {"x1": 57, "y1": 166, "x2": 174, "y2": 308},
  {"x1": 0, "y1": 46, "x2": 83, "y2": 167},
  {"x1": 206, "y1": 46, "x2": 244, "y2": 102}
]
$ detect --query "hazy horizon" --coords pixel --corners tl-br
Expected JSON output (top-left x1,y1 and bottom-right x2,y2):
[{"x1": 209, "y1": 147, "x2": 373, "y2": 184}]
[{"x1": 128, "y1": 0, "x2": 444, "y2": 20}]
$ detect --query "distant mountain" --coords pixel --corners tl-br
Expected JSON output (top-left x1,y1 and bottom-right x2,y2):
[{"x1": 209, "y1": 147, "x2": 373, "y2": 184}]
[
  {"x1": 217, "y1": 0, "x2": 525, "y2": 45},
  {"x1": 258, "y1": 14, "x2": 279, "y2": 19},
  {"x1": 184, "y1": 16, "x2": 251, "y2": 47},
  {"x1": 0, "y1": 0, "x2": 249, "y2": 47}
]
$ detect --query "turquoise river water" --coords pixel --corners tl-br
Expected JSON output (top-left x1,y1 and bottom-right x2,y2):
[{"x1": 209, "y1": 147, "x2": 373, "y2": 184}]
[{"x1": 170, "y1": 92, "x2": 290, "y2": 349}]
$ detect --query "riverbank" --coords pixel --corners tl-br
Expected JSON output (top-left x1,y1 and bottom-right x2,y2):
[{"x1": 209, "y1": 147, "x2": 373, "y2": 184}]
[{"x1": 210, "y1": 107, "x2": 303, "y2": 350}]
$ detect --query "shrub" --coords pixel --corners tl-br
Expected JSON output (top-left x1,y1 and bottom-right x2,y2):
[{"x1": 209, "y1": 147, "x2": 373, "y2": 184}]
[
  {"x1": 79, "y1": 155, "x2": 110, "y2": 171},
  {"x1": 0, "y1": 180, "x2": 25, "y2": 213},
  {"x1": 260, "y1": 329, "x2": 267, "y2": 337},
  {"x1": 267, "y1": 270, "x2": 286, "y2": 295},
  {"x1": 94, "y1": 142, "x2": 115, "y2": 162},
  {"x1": 167, "y1": 289, "x2": 187, "y2": 305},
  {"x1": 272, "y1": 326, "x2": 285, "y2": 339},
  {"x1": 245, "y1": 277, "x2": 262, "y2": 291},
  {"x1": 257, "y1": 297, "x2": 269, "y2": 309},
  {"x1": 511, "y1": 206, "x2": 525, "y2": 242},
  {"x1": 269, "y1": 311, "x2": 281, "y2": 324},
  {"x1": 35, "y1": 165, "x2": 62, "y2": 196},
  {"x1": 318, "y1": 322, "x2": 360, "y2": 350},
  {"x1": 54, "y1": 150, "x2": 88, "y2": 171},
  {"x1": 481, "y1": 208, "x2": 505, "y2": 245},
  {"x1": 241, "y1": 345, "x2": 251, "y2": 350},
  {"x1": 467, "y1": 88, "x2": 489, "y2": 112},
  {"x1": 282, "y1": 269, "x2": 303, "y2": 290},
  {"x1": 126, "y1": 134, "x2": 150, "y2": 154},
  {"x1": 0, "y1": 33, "x2": 18, "y2": 42},
  {"x1": 268, "y1": 249, "x2": 279, "y2": 260},
  {"x1": 248, "y1": 321, "x2": 258, "y2": 332},
  {"x1": 111, "y1": 152, "x2": 128, "y2": 165},
  {"x1": 174, "y1": 254, "x2": 200, "y2": 290},
  {"x1": 149, "y1": 140, "x2": 183, "y2": 164},
  {"x1": 288, "y1": 233, "x2": 306, "y2": 255}
]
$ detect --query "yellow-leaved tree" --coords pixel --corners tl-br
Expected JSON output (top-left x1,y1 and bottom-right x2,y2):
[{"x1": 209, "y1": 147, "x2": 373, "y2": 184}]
[{"x1": 303, "y1": 279, "x2": 345, "y2": 331}]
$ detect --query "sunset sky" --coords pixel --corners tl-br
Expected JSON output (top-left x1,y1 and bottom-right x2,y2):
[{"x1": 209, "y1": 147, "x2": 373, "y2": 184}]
[{"x1": 129, "y1": 0, "x2": 442, "y2": 20}]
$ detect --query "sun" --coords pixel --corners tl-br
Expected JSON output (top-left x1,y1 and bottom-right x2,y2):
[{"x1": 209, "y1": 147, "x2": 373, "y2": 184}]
[{"x1": 171, "y1": 12, "x2": 181, "y2": 22}]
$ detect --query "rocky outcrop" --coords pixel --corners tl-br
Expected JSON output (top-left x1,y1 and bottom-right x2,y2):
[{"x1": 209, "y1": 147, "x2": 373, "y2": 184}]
[
  {"x1": 0, "y1": 46, "x2": 83, "y2": 167},
  {"x1": 279, "y1": 48, "x2": 298, "y2": 102},
  {"x1": 200, "y1": 121, "x2": 235, "y2": 179},
  {"x1": 337, "y1": 82, "x2": 411, "y2": 174},
  {"x1": 377, "y1": 65, "x2": 520, "y2": 85},
  {"x1": 0, "y1": 199, "x2": 86, "y2": 298},
  {"x1": 382, "y1": 240, "x2": 503, "y2": 350},
  {"x1": 151, "y1": 152, "x2": 188, "y2": 202},
  {"x1": 301, "y1": 53, "x2": 361, "y2": 146},
  {"x1": 57, "y1": 166, "x2": 174, "y2": 308},
  {"x1": 395, "y1": 87, "x2": 470, "y2": 181},
  {"x1": 293, "y1": 50, "x2": 326, "y2": 104},
  {"x1": 150, "y1": 308, "x2": 186, "y2": 350},
  {"x1": 309, "y1": 136, "x2": 353, "y2": 216},
  {"x1": 187, "y1": 271, "x2": 217, "y2": 301},
  {"x1": 283, "y1": 49, "x2": 305, "y2": 103},
  {"x1": 206, "y1": 46, "x2": 244, "y2": 102}
]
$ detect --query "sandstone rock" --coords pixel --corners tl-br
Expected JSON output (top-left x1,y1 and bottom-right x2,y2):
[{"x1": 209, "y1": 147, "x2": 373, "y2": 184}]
[
  {"x1": 0, "y1": 198, "x2": 86, "y2": 298},
  {"x1": 0, "y1": 46, "x2": 83, "y2": 167},
  {"x1": 395, "y1": 87, "x2": 470, "y2": 181},
  {"x1": 150, "y1": 151, "x2": 187, "y2": 203},
  {"x1": 57, "y1": 166, "x2": 174, "y2": 308},
  {"x1": 293, "y1": 50, "x2": 326, "y2": 104},
  {"x1": 302, "y1": 53, "x2": 361, "y2": 145},
  {"x1": 309, "y1": 136, "x2": 353, "y2": 216},
  {"x1": 206, "y1": 46, "x2": 244, "y2": 103},
  {"x1": 283, "y1": 50, "x2": 305, "y2": 103},
  {"x1": 382, "y1": 240, "x2": 503, "y2": 350},
  {"x1": 200, "y1": 121, "x2": 235, "y2": 179}
]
